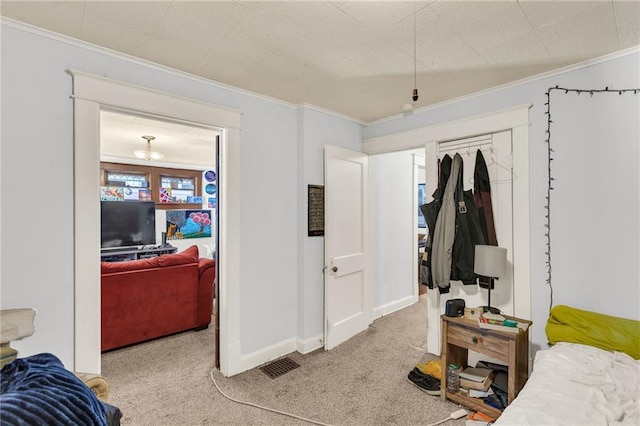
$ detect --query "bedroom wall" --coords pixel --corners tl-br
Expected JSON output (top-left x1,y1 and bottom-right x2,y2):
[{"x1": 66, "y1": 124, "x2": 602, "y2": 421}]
[
  {"x1": 0, "y1": 21, "x2": 358, "y2": 366},
  {"x1": 363, "y1": 49, "x2": 640, "y2": 353},
  {"x1": 370, "y1": 150, "x2": 418, "y2": 313}
]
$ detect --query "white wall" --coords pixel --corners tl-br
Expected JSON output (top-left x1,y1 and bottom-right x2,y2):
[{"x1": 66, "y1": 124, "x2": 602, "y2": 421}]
[
  {"x1": 0, "y1": 22, "x2": 356, "y2": 365},
  {"x1": 364, "y1": 50, "x2": 640, "y2": 353},
  {"x1": 550, "y1": 90, "x2": 639, "y2": 318},
  {"x1": 370, "y1": 150, "x2": 417, "y2": 313},
  {"x1": 297, "y1": 107, "x2": 362, "y2": 347}
]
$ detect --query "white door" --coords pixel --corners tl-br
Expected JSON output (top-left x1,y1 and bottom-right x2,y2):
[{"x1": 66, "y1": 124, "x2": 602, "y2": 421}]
[{"x1": 324, "y1": 145, "x2": 372, "y2": 350}]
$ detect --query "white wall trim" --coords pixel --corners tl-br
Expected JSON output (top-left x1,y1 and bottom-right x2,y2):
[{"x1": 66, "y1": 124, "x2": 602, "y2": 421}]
[
  {"x1": 70, "y1": 71, "x2": 241, "y2": 376},
  {"x1": 298, "y1": 103, "x2": 365, "y2": 126},
  {"x1": 363, "y1": 104, "x2": 531, "y2": 155},
  {"x1": 297, "y1": 335, "x2": 323, "y2": 354},
  {"x1": 365, "y1": 105, "x2": 531, "y2": 356},
  {"x1": 7, "y1": 17, "x2": 632, "y2": 128},
  {"x1": 2, "y1": 17, "x2": 296, "y2": 111},
  {"x1": 5, "y1": 18, "x2": 353, "y2": 126},
  {"x1": 373, "y1": 295, "x2": 417, "y2": 320},
  {"x1": 413, "y1": 154, "x2": 425, "y2": 301},
  {"x1": 367, "y1": 46, "x2": 640, "y2": 126}
]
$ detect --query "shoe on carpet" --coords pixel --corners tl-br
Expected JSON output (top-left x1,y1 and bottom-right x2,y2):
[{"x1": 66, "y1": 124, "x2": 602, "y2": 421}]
[
  {"x1": 415, "y1": 360, "x2": 442, "y2": 380},
  {"x1": 407, "y1": 368, "x2": 441, "y2": 396}
]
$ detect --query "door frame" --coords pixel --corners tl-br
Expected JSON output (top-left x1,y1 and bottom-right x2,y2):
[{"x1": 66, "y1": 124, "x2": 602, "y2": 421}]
[
  {"x1": 70, "y1": 71, "x2": 241, "y2": 376},
  {"x1": 363, "y1": 104, "x2": 531, "y2": 355},
  {"x1": 413, "y1": 153, "x2": 426, "y2": 300}
]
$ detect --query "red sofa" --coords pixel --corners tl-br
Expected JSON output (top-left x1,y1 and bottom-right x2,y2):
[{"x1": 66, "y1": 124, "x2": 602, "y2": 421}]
[{"x1": 100, "y1": 245, "x2": 215, "y2": 352}]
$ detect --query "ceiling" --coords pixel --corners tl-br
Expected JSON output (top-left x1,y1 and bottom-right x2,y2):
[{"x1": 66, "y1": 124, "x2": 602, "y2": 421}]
[
  {"x1": 100, "y1": 110, "x2": 218, "y2": 168},
  {"x1": 2, "y1": 1, "x2": 638, "y2": 124}
]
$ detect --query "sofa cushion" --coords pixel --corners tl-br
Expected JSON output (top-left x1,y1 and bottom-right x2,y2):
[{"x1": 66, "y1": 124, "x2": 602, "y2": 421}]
[
  {"x1": 101, "y1": 257, "x2": 159, "y2": 274},
  {"x1": 157, "y1": 245, "x2": 199, "y2": 267}
]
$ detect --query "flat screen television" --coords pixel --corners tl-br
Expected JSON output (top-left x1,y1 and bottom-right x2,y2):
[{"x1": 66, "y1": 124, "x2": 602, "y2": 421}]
[{"x1": 101, "y1": 201, "x2": 156, "y2": 249}]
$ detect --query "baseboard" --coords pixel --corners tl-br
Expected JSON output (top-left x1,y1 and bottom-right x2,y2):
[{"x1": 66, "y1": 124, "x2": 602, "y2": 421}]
[
  {"x1": 373, "y1": 295, "x2": 417, "y2": 320},
  {"x1": 297, "y1": 334, "x2": 323, "y2": 354},
  {"x1": 238, "y1": 337, "x2": 298, "y2": 374}
]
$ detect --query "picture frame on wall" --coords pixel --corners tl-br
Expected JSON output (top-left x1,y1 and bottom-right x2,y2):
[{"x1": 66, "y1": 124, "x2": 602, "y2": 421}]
[{"x1": 308, "y1": 185, "x2": 324, "y2": 237}]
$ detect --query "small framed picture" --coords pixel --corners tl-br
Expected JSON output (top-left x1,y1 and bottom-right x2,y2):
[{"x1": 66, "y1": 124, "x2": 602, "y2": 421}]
[{"x1": 308, "y1": 185, "x2": 324, "y2": 237}]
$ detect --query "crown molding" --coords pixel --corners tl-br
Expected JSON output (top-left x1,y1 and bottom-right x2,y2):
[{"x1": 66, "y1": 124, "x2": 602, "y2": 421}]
[
  {"x1": 1, "y1": 17, "x2": 300, "y2": 111},
  {"x1": 297, "y1": 103, "x2": 366, "y2": 125},
  {"x1": 4, "y1": 17, "x2": 637, "y2": 127},
  {"x1": 368, "y1": 45, "x2": 640, "y2": 126}
]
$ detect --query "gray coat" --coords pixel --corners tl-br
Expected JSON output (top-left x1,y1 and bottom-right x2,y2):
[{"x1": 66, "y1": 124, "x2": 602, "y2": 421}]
[{"x1": 431, "y1": 153, "x2": 462, "y2": 292}]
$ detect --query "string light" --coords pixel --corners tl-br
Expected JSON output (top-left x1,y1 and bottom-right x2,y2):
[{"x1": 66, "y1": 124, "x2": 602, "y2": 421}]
[{"x1": 544, "y1": 86, "x2": 638, "y2": 311}]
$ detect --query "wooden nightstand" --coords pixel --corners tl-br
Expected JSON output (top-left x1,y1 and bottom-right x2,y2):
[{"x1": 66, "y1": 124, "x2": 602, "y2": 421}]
[{"x1": 440, "y1": 314, "x2": 532, "y2": 418}]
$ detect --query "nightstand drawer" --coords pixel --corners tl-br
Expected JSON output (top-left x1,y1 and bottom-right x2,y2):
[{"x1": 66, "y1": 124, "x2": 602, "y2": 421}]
[{"x1": 447, "y1": 324, "x2": 509, "y2": 363}]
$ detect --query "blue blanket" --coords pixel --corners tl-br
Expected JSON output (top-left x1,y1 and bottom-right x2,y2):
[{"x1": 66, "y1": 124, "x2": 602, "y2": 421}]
[{"x1": 1, "y1": 353, "x2": 106, "y2": 425}]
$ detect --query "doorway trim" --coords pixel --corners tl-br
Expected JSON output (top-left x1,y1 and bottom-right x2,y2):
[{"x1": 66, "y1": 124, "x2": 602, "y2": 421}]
[
  {"x1": 363, "y1": 104, "x2": 531, "y2": 355},
  {"x1": 70, "y1": 70, "x2": 241, "y2": 376}
]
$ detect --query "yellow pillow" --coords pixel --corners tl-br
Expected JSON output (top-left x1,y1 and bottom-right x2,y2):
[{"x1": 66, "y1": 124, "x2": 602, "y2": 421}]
[{"x1": 546, "y1": 305, "x2": 640, "y2": 359}]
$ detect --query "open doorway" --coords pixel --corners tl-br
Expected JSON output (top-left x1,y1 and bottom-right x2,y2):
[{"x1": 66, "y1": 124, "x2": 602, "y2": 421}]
[
  {"x1": 71, "y1": 71, "x2": 242, "y2": 376},
  {"x1": 99, "y1": 110, "x2": 220, "y2": 366}
]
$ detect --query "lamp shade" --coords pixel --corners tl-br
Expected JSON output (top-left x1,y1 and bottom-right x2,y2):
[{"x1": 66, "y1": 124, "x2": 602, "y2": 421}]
[{"x1": 474, "y1": 245, "x2": 507, "y2": 278}]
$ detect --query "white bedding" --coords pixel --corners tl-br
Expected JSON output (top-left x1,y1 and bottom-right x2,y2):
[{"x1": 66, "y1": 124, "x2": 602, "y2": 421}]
[{"x1": 495, "y1": 342, "x2": 640, "y2": 425}]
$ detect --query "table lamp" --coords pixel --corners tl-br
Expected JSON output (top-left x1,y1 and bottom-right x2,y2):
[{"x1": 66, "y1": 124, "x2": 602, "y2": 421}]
[{"x1": 474, "y1": 245, "x2": 507, "y2": 314}]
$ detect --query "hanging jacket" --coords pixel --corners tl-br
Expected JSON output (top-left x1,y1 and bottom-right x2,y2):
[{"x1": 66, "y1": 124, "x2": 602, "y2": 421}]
[
  {"x1": 473, "y1": 149, "x2": 497, "y2": 246},
  {"x1": 431, "y1": 154, "x2": 462, "y2": 293},
  {"x1": 450, "y1": 158, "x2": 486, "y2": 285},
  {"x1": 473, "y1": 149, "x2": 498, "y2": 288},
  {"x1": 419, "y1": 155, "x2": 452, "y2": 289}
]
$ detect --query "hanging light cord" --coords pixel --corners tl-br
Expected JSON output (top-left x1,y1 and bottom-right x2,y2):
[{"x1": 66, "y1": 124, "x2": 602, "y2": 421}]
[
  {"x1": 411, "y1": 4, "x2": 419, "y2": 102},
  {"x1": 414, "y1": 7, "x2": 417, "y2": 91}
]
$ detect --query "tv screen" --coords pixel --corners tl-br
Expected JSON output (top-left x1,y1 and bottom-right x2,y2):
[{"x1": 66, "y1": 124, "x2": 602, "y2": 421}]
[{"x1": 101, "y1": 201, "x2": 156, "y2": 249}]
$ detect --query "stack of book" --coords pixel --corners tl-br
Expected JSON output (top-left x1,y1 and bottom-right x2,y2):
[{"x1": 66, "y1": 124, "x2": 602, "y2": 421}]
[{"x1": 458, "y1": 367, "x2": 494, "y2": 396}]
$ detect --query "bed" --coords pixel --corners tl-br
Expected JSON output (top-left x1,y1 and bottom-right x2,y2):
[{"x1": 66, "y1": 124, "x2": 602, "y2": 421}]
[
  {"x1": 495, "y1": 305, "x2": 640, "y2": 425},
  {"x1": 1, "y1": 353, "x2": 122, "y2": 425}
]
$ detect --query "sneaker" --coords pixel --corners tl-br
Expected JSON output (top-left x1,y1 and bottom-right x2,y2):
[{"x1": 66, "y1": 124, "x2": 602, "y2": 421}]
[
  {"x1": 415, "y1": 360, "x2": 442, "y2": 380},
  {"x1": 407, "y1": 368, "x2": 441, "y2": 396}
]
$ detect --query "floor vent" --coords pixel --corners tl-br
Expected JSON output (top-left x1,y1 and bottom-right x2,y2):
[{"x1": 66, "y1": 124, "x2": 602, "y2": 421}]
[{"x1": 259, "y1": 357, "x2": 300, "y2": 379}]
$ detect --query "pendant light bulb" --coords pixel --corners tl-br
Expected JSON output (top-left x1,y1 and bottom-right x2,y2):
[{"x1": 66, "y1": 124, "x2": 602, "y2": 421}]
[{"x1": 412, "y1": 88, "x2": 419, "y2": 102}]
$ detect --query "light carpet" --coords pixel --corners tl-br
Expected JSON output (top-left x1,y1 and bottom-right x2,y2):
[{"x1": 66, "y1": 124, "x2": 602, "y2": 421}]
[{"x1": 102, "y1": 295, "x2": 466, "y2": 425}]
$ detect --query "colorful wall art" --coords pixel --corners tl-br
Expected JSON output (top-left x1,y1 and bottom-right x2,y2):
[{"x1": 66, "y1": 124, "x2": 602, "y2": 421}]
[
  {"x1": 165, "y1": 210, "x2": 212, "y2": 240},
  {"x1": 204, "y1": 170, "x2": 217, "y2": 182},
  {"x1": 100, "y1": 186, "x2": 124, "y2": 201},
  {"x1": 101, "y1": 186, "x2": 152, "y2": 201}
]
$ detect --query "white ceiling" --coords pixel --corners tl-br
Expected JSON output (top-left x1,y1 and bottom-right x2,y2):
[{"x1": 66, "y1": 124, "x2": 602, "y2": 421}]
[
  {"x1": 2, "y1": 0, "x2": 638, "y2": 124},
  {"x1": 7, "y1": 1, "x2": 637, "y2": 166},
  {"x1": 100, "y1": 110, "x2": 218, "y2": 168}
]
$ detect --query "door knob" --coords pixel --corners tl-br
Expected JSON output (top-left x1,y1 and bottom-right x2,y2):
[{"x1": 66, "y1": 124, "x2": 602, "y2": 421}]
[{"x1": 332, "y1": 266, "x2": 338, "y2": 273}]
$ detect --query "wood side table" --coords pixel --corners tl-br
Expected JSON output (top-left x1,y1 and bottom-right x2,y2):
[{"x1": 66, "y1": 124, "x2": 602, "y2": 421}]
[{"x1": 440, "y1": 314, "x2": 532, "y2": 418}]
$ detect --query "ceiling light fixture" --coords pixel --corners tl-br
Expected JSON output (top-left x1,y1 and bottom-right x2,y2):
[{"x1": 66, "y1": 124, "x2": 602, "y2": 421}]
[
  {"x1": 412, "y1": 4, "x2": 419, "y2": 103},
  {"x1": 134, "y1": 135, "x2": 164, "y2": 161}
]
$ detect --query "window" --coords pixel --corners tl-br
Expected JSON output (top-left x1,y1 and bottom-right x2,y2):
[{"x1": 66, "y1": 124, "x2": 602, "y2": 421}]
[
  {"x1": 101, "y1": 162, "x2": 202, "y2": 210},
  {"x1": 160, "y1": 175, "x2": 195, "y2": 203},
  {"x1": 105, "y1": 171, "x2": 149, "y2": 188}
]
